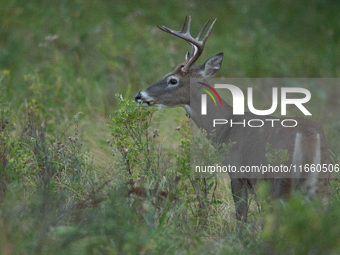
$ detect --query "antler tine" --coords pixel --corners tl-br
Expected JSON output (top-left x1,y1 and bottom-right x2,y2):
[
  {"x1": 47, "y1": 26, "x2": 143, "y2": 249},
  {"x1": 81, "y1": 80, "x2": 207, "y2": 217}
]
[
  {"x1": 195, "y1": 19, "x2": 210, "y2": 40},
  {"x1": 201, "y1": 18, "x2": 217, "y2": 44},
  {"x1": 158, "y1": 16, "x2": 188, "y2": 34},
  {"x1": 180, "y1": 16, "x2": 188, "y2": 33},
  {"x1": 186, "y1": 16, "x2": 191, "y2": 34},
  {"x1": 157, "y1": 16, "x2": 191, "y2": 40}
]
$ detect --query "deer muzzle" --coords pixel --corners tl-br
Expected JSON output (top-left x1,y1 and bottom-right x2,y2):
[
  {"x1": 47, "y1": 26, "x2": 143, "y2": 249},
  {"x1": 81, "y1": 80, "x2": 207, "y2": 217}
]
[{"x1": 135, "y1": 92, "x2": 154, "y2": 106}]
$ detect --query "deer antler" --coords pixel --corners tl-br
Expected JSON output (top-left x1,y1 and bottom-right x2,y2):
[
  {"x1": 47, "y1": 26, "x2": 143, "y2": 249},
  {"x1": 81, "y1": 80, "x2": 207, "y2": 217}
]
[{"x1": 157, "y1": 16, "x2": 217, "y2": 73}]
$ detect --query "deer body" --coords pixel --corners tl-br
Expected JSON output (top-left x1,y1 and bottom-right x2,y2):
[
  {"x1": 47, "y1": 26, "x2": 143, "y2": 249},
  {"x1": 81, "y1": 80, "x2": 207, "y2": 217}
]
[{"x1": 135, "y1": 17, "x2": 331, "y2": 222}]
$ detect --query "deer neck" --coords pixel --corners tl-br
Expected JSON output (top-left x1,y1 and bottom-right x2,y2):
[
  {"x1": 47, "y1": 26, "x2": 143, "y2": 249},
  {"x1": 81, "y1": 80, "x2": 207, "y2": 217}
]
[{"x1": 187, "y1": 87, "x2": 234, "y2": 143}]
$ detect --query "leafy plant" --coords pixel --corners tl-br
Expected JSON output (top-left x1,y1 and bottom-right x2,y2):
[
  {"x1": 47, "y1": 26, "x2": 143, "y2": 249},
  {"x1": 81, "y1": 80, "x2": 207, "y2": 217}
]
[{"x1": 109, "y1": 94, "x2": 158, "y2": 179}]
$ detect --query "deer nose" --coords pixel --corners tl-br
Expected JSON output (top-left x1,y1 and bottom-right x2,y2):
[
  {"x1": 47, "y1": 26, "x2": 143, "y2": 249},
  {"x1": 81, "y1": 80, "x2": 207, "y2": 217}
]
[{"x1": 135, "y1": 92, "x2": 142, "y2": 102}]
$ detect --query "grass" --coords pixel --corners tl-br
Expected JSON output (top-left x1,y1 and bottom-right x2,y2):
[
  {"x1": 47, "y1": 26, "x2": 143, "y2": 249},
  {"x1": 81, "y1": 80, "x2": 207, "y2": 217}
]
[{"x1": 1, "y1": 0, "x2": 340, "y2": 254}]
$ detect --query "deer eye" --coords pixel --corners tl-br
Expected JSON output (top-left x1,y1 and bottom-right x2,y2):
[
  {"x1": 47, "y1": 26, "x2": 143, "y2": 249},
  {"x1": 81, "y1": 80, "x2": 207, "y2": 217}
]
[{"x1": 169, "y1": 78, "x2": 178, "y2": 85}]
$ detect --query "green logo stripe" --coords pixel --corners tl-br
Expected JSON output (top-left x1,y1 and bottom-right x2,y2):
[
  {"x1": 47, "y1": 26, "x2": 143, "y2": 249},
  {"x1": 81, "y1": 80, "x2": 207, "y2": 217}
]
[{"x1": 197, "y1": 87, "x2": 217, "y2": 106}]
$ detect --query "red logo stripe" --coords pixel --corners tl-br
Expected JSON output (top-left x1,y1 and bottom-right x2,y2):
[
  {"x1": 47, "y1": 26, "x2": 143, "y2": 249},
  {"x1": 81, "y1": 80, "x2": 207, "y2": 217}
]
[{"x1": 197, "y1": 82, "x2": 222, "y2": 106}]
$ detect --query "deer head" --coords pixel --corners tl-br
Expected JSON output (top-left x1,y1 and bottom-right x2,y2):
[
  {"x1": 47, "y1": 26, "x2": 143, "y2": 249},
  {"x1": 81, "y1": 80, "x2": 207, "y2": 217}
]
[{"x1": 135, "y1": 16, "x2": 223, "y2": 116}]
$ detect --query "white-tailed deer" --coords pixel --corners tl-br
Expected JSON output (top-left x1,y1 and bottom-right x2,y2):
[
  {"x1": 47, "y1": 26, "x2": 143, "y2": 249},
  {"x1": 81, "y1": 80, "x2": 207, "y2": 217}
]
[{"x1": 135, "y1": 16, "x2": 331, "y2": 222}]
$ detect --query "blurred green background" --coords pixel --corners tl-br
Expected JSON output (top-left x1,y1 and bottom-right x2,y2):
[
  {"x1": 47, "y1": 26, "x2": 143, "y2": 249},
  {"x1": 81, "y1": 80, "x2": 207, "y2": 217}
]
[{"x1": 1, "y1": 0, "x2": 339, "y2": 110}]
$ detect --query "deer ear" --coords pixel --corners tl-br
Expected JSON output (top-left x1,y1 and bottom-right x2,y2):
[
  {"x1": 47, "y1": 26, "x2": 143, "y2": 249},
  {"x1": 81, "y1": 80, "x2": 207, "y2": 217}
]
[{"x1": 197, "y1": 52, "x2": 223, "y2": 78}]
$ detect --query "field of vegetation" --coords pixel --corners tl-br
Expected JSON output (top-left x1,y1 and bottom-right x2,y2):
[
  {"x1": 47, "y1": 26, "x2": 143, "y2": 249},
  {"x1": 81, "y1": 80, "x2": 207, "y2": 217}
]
[{"x1": 1, "y1": 0, "x2": 340, "y2": 254}]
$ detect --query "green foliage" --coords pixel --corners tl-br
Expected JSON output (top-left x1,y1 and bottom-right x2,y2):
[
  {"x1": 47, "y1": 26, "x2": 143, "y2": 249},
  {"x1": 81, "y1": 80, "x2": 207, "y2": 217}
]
[
  {"x1": 0, "y1": 75, "x2": 104, "y2": 253},
  {"x1": 1, "y1": 82, "x2": 97, "y2": 202},
  {"x1": 109, "y1": 94, "x2": 158, "y2": 178},
  {"x1": 175, "y1": 138, "x2": 190, "y2": 177},
  {"x1": 108, "y1": 95, "x2": 181, "y2": 229},
  {"x1": 1, "y1": 76, "x2": 36, "y2": 193},
  {"x1": 262, "y1": 196, "x2": 340, "y2": 254}
]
